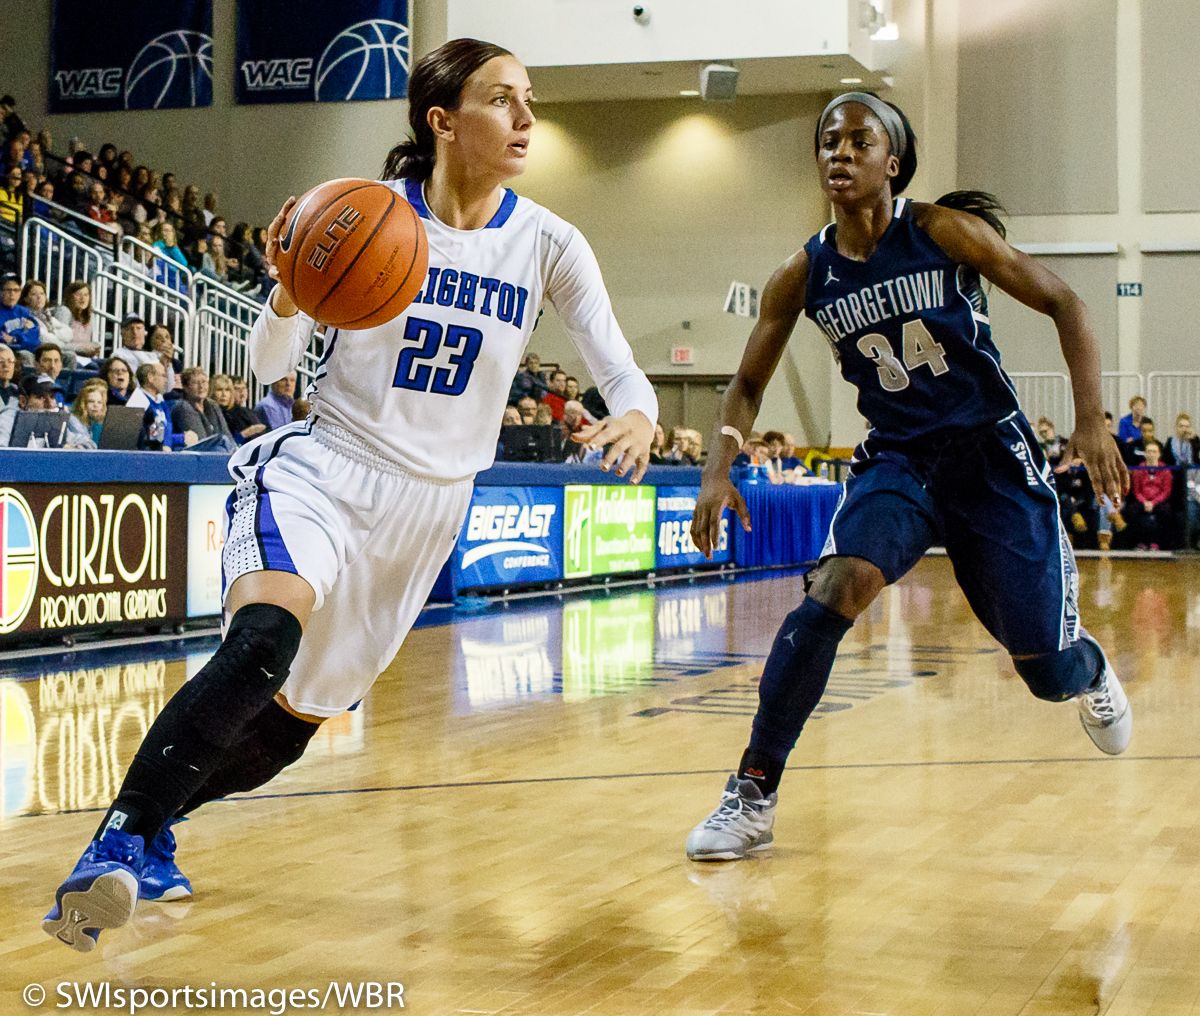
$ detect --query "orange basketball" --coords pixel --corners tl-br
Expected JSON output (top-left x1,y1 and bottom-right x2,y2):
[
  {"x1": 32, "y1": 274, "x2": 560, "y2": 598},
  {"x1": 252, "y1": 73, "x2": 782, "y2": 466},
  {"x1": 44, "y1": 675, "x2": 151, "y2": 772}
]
[{"x1": 273, "y1": 178, "x2": 428, "y2": 330}]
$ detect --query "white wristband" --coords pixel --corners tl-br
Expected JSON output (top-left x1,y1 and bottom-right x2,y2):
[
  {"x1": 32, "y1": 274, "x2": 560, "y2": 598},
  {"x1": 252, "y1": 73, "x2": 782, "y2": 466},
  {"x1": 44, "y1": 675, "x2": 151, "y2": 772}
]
[{"x1": 720, "y1": 425, "x2": 745, "y2": 448}]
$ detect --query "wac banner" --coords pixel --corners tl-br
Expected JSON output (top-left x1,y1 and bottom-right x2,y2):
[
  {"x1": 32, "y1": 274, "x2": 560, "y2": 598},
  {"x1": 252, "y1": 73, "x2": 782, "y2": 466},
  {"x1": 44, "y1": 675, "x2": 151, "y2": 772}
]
[
  {"x1": 50, "y1": 0, "x2": 213, "y2": 113},
  {"x1": 236, "y1": 0, "x2": 411, "y2": 105}
]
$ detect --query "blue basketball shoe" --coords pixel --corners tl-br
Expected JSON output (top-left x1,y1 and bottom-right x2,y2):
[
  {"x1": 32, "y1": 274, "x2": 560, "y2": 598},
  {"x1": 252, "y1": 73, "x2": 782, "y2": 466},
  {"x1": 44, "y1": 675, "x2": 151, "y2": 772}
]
[
  {"x1": 139, "y1": 819, "x2": 193, "y2": 901},
  {"x1": 43, "y1": 828, "x2": 142, "y2": 952}
]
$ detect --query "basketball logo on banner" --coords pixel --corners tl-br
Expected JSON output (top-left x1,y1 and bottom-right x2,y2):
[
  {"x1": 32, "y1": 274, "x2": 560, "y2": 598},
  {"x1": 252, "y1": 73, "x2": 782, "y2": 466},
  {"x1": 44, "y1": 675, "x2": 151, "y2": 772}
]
[
  {"x1": 125, "y1": 30, "x2": 214, "y2": 109},
  {"x1": 315, "y1": 20, "x2": 410, "y2": 102}
]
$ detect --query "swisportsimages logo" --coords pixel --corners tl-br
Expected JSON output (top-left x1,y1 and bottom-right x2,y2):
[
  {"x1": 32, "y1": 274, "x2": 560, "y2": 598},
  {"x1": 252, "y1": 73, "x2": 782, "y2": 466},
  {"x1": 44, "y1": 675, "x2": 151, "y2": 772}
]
[{"x1": 0, "y1": 488, "x2": 39, "y2": 634}]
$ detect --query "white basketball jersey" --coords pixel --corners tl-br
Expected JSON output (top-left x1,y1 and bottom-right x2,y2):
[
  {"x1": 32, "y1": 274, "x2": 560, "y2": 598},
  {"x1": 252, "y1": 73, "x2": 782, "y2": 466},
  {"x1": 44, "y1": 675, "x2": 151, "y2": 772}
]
[{"x1": 248, "y1": 178, "x2": 658, "y2": 481}]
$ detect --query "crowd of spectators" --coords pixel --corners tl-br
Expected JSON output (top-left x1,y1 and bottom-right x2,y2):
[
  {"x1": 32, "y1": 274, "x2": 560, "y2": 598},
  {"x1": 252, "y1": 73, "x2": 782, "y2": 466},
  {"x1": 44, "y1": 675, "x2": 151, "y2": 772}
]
[
  {"x1": 0, "y1": 94, "x2": 271, "y2": 295},
  {"x1": 0, "y1": 265, "x2": 305, "y2": 451},
  {"x1": 1039, "y1": 394, "x2": 1200, "y2": 552}
]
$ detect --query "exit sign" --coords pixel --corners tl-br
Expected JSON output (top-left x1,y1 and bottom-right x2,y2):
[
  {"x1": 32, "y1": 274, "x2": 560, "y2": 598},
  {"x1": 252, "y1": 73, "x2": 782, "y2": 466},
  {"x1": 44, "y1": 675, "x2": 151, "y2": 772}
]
[
  {"x1": 670, "y1": 346, "x2": 694, "y2": 365},
  {"x1": 1117, "y1": 282, "x2": 1143, "y2": 297}
]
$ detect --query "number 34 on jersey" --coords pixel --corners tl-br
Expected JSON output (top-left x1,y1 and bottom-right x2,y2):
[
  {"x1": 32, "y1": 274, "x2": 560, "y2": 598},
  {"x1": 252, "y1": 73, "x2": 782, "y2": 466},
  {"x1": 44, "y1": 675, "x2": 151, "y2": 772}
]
[{"x1": 855, "y1": 319, "x2": 949, "y2": 393}]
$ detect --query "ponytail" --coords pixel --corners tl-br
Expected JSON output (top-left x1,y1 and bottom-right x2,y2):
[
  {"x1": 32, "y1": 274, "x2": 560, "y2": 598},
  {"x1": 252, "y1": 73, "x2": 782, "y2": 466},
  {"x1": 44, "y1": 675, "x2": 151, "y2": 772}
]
[
  {"x1": 935, "y1": 190, "x2": 1006, "y2": 239},
  {"x1": 382, "y1": 138, "x2": 435, "y2": 182}
]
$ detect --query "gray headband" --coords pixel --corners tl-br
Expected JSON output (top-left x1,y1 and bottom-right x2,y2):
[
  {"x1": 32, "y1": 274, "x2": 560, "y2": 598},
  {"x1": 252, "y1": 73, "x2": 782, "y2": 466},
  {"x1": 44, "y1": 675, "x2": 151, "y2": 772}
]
[{"x1": 818, "y1": 92, "x2": 907, "y2": 159}]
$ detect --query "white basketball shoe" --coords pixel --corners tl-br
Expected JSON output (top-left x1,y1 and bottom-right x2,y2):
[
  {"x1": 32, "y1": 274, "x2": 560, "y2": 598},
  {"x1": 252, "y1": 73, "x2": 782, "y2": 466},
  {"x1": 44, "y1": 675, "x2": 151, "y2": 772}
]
[
  {"x1": 686, "y1": 775, "x2": 777, "y2": 861},
  {"x1": 1076, "y1": 637, "x2": 1132, "y2": 755}
]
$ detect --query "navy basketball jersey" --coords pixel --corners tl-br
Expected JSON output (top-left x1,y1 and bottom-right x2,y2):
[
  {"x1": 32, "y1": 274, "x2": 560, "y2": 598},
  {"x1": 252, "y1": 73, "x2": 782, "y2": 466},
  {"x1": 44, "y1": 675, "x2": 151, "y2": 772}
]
[{"x1": 803, "y1": 197, "x2": 1019, "y2": 444}]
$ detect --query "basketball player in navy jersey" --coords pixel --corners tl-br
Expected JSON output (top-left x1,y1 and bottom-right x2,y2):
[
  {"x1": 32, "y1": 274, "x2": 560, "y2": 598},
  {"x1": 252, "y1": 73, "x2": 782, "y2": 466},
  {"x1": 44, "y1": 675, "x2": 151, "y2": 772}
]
[
  {"x1": 43, "y1": 39, "x2": 657, "y2": 950},
  {"x1": 685, "y1": 92, "x2": 1131, "y2": 861}
]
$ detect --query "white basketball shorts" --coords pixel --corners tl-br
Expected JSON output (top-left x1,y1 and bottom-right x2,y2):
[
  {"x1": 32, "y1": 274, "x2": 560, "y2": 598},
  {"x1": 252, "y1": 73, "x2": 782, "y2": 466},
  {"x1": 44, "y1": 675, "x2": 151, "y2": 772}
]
[{"x1": 221, "y1": 418, "x2": 471, "y2": 717}]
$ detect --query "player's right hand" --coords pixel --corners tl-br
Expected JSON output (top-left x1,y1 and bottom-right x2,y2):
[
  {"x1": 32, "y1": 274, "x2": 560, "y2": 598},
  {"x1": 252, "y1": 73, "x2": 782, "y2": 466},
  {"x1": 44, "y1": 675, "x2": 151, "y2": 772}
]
[
  {"x1": 691, "y1": 477, "x2": 750, "y2": 560},
  {"x1": 264, "y1": 195, "x2": 297, "y2": 282}
]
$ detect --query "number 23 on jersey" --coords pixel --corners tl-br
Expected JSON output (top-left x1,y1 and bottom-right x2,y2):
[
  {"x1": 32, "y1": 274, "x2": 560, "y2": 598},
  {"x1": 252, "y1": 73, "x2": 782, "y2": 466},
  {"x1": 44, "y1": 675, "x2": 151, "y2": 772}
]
[{"x1": 392, "y1": 315, "x2": 483, "y2": 397}]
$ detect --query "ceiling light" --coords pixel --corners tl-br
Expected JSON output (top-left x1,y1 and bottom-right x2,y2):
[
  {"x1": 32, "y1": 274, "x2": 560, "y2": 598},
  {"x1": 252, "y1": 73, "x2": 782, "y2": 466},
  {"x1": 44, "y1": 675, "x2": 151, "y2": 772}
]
[
  {"x1": 679, "y1": 89, "x2": 699, "y2": 96},
  {"x1": 840, "y1": 77, "x2": 863, "y2": 85}
]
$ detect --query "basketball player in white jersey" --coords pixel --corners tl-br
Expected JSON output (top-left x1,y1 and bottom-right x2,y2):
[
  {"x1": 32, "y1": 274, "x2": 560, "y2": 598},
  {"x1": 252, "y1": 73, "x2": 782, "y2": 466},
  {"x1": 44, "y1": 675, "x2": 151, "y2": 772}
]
[{"x1": 44, "y1": 38, "x2": 658, "y2": 952}]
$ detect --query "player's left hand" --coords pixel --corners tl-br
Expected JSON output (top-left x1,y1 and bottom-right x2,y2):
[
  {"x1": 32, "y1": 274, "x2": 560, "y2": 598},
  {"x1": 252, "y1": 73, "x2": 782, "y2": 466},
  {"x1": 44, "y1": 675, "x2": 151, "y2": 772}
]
[
  {"x1": 572, "y1": 410, "x2": 654, "y2": 484},
  {"x1": 1058, "y1": 419, "x2": 1129, "y2": 503}
]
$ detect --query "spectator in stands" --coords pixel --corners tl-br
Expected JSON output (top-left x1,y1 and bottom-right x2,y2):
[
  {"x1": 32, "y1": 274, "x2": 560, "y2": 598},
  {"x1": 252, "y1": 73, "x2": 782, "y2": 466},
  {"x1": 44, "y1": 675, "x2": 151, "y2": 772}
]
[
  {"x1": 561, "y1": 399, "x2": 588, "y2": 444},
  {"x1": 127, "y1": 361, "x2": 195, "y2": 450},
  {"x1": 501, "y1": 405, "x2": 521, "y2": 426},
  {"x1": 564, "y1": 376, "x2": 581, "y2": 402},
  {"x1": 1162, "y1": 412, "x2": 1200, "y2": 468},
  {"x1": 137, "y1": 183, "x2": 164, "y2": 228},
  {"x1": 32, "y1": 179, "x2": 55, "y2": 218},
  {"x1": 0, "y1": 166, "x2": 22, "y2": 224},
  {"x1": 291, "y1": 398, "x2": 310, "y2": 422},
  {"x1": 181, "y1": 186, "x2": 206, "y2": 248},
  {"x1": 0, "y1": 95, "x2": 22, "y2": 143},
  {"x1": 255, "y1": 371, "x2": 295, "y2": 430},
  {"x1": 516, "y1": 395, "x2": 537, "y2": 425},
  {"x1": 533, "y1": 403, "x2": 553, "y2": 426},
  {"x1": 664, "y1": 428, "x2": 700, "y2": 466},
  {"x1": 20, "y1": 280, "x2": 75, "y2": 358},
  {"x1": 64, "y1": 172, "x2": 89, "y2": 215},
  {"x1": 210, "y1": 373, "x2": 266, "y2": 444},
  {"x1": 1129, "y1": 440, "x2": 1174, "y2": 549},
  {"x1": 0, "y1": 272, "x2": 40, "y2": 366},
  {"x1": 172, "y1": 366, "x2": 234, "y2": 449},
  {"x1": 99, "y1": 356, "x2": 135, "y2": 406},
  {"x1": 1162, "y1": 412, "x2": 1200, "y2": 550},
  {"x1": 1036, "y1": 417, "x2": 1067, "y2": 467},
  {"x1": 230, "y1": 221, "x2": 266, "y2": 287},
  {"x1": 71, "y1": 377, "x2": 108, "y2": 445},
  {"x1": 1125, "y1": 418, "x2": 1158, "y2": 465},
  {"x1": 649, "y1": 422, "x2": 667, "y2": 464},
  {"x1": 510, "y1": 353, "x2": 546, "y2": 403},
  {"x1": 0, "y1": 373, "x2": 92, "y2": 448},
  {"x1": 202, "y1": 192, "x2": 218, "y2": 227},
  {"x1": 25, "y1": 140, "x2": 44, "y2": 178},
  {"x1": 3, "y1": 137, "x2": 26, "y2": 177},
  {"x1": 51, "y1": 280, "x2": 100, "y2": 358},
  {"x1": 85, "y1": 181, "x2": 117, "y2": 242},
  {"x1": 35, "y1": 343, "x2": 66, "y2": 397},
  {"x1": 147, "y1": 324, "x2": 181, "y2": 396},
  {"x1": 231, "y1": 376, "x2": 252, "y2": 412},
  {"x1": 0, "y1": 345, "x2": 17, "y2": 405},
  {"x1": 252, "y1": 226, "x2": 268, "y2": 256},
  {"x1": 762, "y1": 430, "x2": 801, "y2": 477},
  {"x1": 200, "y1": 235, "x2": 231, "y2": 283},
  {"x1": 542, "y1": 369, "x2": 568, "y2": 420},
  {"x1": 1118, "y1": 395, "x2": 1146, "y2": 448},
  {"x1": 112, "y1": 314, "x2": 160, "y2": 373},
  {"x1": 152, "y1": 221, "x2": 189, "y2": 270}
]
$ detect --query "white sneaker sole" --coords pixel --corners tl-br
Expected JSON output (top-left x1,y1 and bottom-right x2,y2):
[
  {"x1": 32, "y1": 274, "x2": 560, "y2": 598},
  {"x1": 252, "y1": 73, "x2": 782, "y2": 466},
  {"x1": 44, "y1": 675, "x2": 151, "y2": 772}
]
[
  {"x1": 147, "y1": 883, "x2": 192, "y2": 902},
  {"x1": 43, "y1": 869, "x2": 138, "y2": 953},
  {"x1": 687, "y1": 838, "x2": 774, "y2": 862}
]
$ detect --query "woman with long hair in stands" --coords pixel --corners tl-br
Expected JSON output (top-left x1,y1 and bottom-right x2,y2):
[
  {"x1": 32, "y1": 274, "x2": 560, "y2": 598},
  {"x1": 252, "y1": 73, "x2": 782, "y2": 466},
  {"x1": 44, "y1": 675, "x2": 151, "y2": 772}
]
[
  {"x1": 44, "y1": 36, "x2": 658, "y2": 953},
  {"x1": 98, "y1": 355, "x2": 135, "y2": 406},
  {"x1": 685, "y1": 92, "x2": 1132, "y2": 862},
  {"x1": 50, "y1": 280, "x2": 100, "y2": 358}
]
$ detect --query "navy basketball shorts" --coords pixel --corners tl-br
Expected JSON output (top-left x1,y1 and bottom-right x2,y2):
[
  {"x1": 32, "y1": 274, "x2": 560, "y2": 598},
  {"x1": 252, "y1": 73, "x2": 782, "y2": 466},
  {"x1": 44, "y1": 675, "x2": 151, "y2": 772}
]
[
  {"x1": 818, "y1": 412, "x2": 1080, "y2": 657},
  {"x1": 221, "y1": 418, "x2": 471, "y2": 717}
]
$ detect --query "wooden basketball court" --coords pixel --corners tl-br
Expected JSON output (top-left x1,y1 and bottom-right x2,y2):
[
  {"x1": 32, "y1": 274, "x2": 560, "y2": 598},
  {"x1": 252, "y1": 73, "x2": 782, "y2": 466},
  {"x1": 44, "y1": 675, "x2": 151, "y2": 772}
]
[{"x1": 3, "y1": 555, "x2": 1199, "y2": 1015}]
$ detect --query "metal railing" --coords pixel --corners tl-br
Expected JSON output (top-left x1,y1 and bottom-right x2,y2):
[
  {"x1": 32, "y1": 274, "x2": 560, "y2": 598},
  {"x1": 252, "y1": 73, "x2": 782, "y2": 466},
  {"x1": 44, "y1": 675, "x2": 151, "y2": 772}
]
[
  {"x1": 91, "y1": 263, "x2": 194, "y2": 360},
  {"x1": 1008, "y1": 372, "x2": 1073, "y2": 431},
  {"x1": 1148, "y1": 372, "x2": 1200, "y2": 426},
  {"x1": 18, "y1": 214, "x2": 115, "y2": 305},
  {"x1": 1101, "y1": 371, "x2": 1146, "y2": 421}
]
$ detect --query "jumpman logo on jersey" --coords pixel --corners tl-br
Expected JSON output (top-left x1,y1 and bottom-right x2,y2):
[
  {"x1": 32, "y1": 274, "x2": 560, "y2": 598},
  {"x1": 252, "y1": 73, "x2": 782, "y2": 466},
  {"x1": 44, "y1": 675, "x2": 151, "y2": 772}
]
[
  {"x1": 782, "y1": 630, "x2": 797, "y2": 646},
  {"x1": 825, "y1": 267, "x2": 840, "y2": 286}
]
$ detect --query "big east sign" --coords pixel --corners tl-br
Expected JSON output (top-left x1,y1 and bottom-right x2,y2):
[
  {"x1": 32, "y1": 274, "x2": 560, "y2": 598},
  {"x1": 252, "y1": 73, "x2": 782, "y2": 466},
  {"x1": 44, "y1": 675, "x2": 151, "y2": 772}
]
[{"x1": 0, "y1": 485, "x2": 187, "y2": 637}]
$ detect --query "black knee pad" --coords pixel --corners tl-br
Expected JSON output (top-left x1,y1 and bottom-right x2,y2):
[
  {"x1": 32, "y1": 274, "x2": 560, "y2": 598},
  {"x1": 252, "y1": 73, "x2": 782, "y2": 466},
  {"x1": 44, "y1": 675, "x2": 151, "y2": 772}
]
[
  {"x1": 180, "y1": 603, "x2": 303, "y2": 748},
  {"x1": 223, "y1": 699, "x2": 320, "y2": 793},
  {"x1": 1013, "y1": 640, "x2": 1101, "y2": 702}
]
